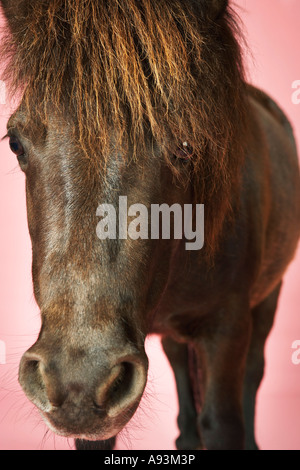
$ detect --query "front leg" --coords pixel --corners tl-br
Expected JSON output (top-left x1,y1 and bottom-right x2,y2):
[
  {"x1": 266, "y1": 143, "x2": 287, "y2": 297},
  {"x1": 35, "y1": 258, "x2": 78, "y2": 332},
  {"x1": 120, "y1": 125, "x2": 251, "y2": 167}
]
[
  {"x1": 162, "y1": 337, "x2": 201, "y2": 450},
  {"x1": 195, "y1": 295, "x2": 252, "y2": 450},
  {"x1": 243, "y1": 282, "x2": 282, "y2": 450}
]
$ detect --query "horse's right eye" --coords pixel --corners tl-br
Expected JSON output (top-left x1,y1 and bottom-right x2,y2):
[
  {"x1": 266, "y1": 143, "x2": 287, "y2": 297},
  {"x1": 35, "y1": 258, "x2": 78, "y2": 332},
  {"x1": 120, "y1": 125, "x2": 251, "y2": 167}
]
[
  {"x1": 9, "y1": 135, "x2": 28, "y2": 170},
  {"x1": 9, "y1": 135, "x2": 25, "y2": 157}
]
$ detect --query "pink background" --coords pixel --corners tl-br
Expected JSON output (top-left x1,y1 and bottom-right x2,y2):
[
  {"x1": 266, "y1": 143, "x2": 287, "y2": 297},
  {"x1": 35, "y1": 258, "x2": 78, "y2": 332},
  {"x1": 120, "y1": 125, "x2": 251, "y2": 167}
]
[{"x1": 0, "y1": 0, "x2": 300, "y2": 450}]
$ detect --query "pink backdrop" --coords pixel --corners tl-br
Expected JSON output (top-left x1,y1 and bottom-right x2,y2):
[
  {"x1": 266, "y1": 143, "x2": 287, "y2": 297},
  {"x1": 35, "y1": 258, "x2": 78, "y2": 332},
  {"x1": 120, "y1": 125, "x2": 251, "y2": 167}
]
[{"x1": 0, "y1": 0, "x2": 300, "y2": 450}]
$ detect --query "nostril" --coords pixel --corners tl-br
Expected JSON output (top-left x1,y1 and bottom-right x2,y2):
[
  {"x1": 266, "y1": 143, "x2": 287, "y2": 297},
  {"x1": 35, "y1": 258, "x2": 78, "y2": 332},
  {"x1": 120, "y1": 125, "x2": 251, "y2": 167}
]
[
  {"x1": 19, "y1": 354, "x2": 41, "y2": 391},
  {"x1": 95, "y1": 363, "x2": 123, "y2": 408},
  {"x1": 19, "y1": 353, "x2": 51, "y2": 411},
  {"x1": 95, "y1": 359, "x2": 147, "y2": 418},
  {"x1": 19, "y1": 353, "x2": 65, "y2": 410},
  {"x1": 108, "y1": 362, "x2": 135, "y2": 406},
  {"x1": 23, "y1": 358, "x2": 40, "y2": 379}
]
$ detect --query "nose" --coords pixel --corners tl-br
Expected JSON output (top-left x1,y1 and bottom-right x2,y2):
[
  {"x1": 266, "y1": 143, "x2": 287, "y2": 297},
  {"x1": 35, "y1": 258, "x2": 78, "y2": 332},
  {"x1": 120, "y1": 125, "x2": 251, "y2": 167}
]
[{"x1": 18, "y1": 349, "x2": 147, "y2": 424}]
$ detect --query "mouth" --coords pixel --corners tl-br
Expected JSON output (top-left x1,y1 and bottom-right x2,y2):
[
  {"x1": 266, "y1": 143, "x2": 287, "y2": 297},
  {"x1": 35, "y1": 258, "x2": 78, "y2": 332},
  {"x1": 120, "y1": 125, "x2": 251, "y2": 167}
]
[
  {"x1": 37, "y1": 393, "x2": 142, "y2": 442},
  {"x1": 40, "y1": 411, "x2": 120, "y2": 441}
]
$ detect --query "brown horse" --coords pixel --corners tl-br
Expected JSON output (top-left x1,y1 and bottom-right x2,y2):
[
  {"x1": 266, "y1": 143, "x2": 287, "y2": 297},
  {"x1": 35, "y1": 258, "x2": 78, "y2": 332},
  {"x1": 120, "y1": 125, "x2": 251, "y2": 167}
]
[{"x1": 1, "y1": 0, "x2": 299, "y2": 450}]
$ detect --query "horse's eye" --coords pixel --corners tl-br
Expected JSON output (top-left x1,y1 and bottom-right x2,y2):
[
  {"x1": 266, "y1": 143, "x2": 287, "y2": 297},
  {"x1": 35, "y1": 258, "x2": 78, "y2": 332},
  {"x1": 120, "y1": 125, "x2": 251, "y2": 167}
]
[
  {"x1": 173, "y1": 141, "x2": 194, "y2": 161},
  {"x1": 9, "y1": 135, "x2": 25, "y2": 157},
  {"x1": 9, "y1": 135, "x2": 28, "y2": 169}
]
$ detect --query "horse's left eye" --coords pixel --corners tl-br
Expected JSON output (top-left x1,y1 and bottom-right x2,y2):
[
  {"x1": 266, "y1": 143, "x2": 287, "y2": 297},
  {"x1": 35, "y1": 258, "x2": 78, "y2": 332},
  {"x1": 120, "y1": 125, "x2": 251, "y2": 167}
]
[
  {"x1": 173, "y1": 141, "x2": 194, "y2": 161},
  {"x1": 9, "y1": 136, "x2": 25, "y2": 157}
]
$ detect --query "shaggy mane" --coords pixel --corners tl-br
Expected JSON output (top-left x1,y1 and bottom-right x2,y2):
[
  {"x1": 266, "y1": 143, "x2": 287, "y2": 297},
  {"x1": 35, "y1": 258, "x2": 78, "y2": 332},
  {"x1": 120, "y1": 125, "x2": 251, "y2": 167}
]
[{"x1": 1, "y1": 0, "x2": 248, "y2": 254}]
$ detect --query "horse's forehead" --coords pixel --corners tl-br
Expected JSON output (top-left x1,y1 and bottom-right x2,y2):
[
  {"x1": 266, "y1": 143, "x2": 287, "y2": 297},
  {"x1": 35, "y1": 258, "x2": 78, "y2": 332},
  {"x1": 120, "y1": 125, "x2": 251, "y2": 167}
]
[
  {"x1": 7, "y1": 105, "x2": 75, "y2": 145},
  {"x1": 6, "y1": 105, "x2": 156, "y2": 183}
]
